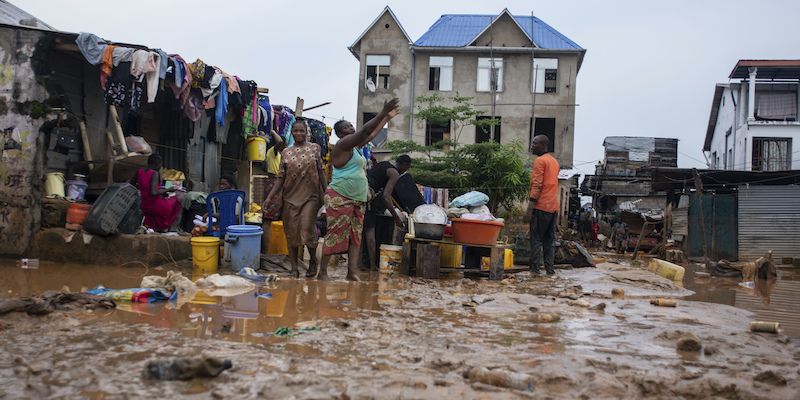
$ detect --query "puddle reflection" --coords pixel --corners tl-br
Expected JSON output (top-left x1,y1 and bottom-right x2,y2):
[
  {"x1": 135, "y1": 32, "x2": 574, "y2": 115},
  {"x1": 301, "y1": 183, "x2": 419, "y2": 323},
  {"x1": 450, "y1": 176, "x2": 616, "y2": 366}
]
[{"x1": 684, "y1": 262, "x2": 800, "y2": 337}]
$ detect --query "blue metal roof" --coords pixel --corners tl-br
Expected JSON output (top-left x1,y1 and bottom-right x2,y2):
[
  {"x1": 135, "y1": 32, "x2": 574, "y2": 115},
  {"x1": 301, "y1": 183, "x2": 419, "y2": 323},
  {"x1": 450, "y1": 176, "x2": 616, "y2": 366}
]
[{"x1": 413, "y1": 14, "x2": 582, "y2": 50}]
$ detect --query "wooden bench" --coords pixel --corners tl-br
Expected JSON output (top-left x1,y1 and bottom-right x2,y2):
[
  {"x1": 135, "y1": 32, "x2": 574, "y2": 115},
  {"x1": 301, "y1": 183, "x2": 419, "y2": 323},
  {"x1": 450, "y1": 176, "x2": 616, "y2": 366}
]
[{"x1": 401, "y1": 237, "x2": 518, "y2": 280}]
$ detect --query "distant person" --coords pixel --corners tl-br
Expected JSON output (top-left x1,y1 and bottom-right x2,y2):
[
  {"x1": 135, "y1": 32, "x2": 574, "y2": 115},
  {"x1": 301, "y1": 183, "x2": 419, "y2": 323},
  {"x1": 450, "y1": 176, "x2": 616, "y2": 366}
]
[
  {"x1": 262, "y1": 120, "x2": 327, "y2": 278},
  {"x1": 523, "y1": 135, "x2": 560, "y2": 275},
  {"x1": 611, "y1": 221, "x2": 629, "y2": 254},
  {"x1": 317, "y1": 98, "x2": 400, "y2": 281},
  {"x1": 137, "y1": 154, "x2": 180, "y2": 232},
  {"x1": 363, "y1": 154, "x2": 412, "y2": 271},
  {"x1": 261, "y1": 130, "x2": 286, "y2": 254}
]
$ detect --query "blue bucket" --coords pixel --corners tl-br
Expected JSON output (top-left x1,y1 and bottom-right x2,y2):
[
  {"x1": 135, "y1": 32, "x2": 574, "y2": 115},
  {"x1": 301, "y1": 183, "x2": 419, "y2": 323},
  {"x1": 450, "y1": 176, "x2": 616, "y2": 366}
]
[{"x1": 225, "y1": 225, "x2": 263, "y2": 271}]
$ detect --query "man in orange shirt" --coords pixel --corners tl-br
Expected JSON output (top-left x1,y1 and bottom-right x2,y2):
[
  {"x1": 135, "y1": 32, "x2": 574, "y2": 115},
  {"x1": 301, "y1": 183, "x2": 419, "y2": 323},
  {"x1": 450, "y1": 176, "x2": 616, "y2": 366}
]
[{"x1": 523, "y1": 135, "x2": 560, "y2": 275}]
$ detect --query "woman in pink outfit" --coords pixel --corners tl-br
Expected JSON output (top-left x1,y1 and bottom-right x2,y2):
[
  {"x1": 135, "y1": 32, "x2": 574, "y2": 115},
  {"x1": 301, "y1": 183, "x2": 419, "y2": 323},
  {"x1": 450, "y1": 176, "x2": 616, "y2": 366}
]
[{"x1": 137, "y1": 154, "x2": 181, "y2": 232}]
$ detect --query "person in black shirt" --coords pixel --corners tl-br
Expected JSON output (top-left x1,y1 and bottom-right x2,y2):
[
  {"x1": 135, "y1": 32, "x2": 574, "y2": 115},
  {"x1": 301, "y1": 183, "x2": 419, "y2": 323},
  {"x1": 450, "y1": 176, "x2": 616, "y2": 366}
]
[{"x1": 363, "y1": 155, "x2": 412, "y2": 270}]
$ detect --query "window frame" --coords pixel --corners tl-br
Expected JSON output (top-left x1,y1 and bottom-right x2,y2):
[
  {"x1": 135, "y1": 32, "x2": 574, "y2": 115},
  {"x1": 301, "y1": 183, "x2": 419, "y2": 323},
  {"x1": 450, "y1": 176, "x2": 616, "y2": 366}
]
[
  {"x1": 477, "y1": 58, "x2": 503, "y2": 92},
  {"x1": 365, "y1": 55, "x2": 391, "y2": 90},
  {"x1": 752, "y1": 137, "x2": 792, "y2": 171},
  {"x1": 475, "y1": 116, "x2": 501, "y2": 143},
  {"x1": 532, "y1": 58, "x2": 558, "y2": 94},
  {"x1": 425, "y1": 120, "x2": 451, "y2": 147},
  {"x1": 428, "y1": 56, "x2": 453, "y2": 91}
]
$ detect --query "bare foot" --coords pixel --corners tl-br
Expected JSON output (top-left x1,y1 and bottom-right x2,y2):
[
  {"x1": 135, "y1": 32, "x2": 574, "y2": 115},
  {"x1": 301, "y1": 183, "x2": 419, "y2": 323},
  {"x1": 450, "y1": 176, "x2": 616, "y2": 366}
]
[
  {"x1": 289, "y1": 268, "x2": 300, "y2": 278},
  {"x1": 317, "y1": 272, "x2": 332, "y2": 282},
  {"x1": 345, "y1": 273, "x2": 361, "y2": 282}
]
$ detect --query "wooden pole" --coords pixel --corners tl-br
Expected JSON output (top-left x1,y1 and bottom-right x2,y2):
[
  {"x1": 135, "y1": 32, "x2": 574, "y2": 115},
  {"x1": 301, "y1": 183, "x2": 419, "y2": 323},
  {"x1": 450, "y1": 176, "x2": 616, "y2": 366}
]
[
  {"x1": 631, "y1": 222, "x2": 650, "y2": 261},
  {"x1": 77, "y1": 121, "x2": 93, "y2": 170},
  {"x1": 108, "y1": 105, "x2": 130, "y2": 154},
  {"x1": 693, "y1": 168, "x2": 709, "y2": 265},
  {"x1": 294, "y1": 97, "x2": 304, "y2": 117}
]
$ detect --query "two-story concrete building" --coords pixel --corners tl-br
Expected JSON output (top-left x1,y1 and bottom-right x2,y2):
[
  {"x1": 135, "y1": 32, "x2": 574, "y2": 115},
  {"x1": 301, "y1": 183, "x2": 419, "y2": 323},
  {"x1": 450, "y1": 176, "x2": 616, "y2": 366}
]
[
  {"x1": 348, "y1": 7, "x2": 585, "y2": 168},
  {"x1": 704, "y1": 60, "x2": 800, "y2": 171}
]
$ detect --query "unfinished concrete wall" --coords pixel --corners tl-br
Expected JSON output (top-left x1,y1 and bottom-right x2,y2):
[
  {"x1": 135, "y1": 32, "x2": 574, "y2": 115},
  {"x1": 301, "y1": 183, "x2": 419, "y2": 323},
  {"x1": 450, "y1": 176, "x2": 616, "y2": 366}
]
[
  {"x1": 0, "y1": 26, "x2": 54, "y2": 255},
  {"x1": 354, "y1": 11, "x2": 412, "y2": 141}
]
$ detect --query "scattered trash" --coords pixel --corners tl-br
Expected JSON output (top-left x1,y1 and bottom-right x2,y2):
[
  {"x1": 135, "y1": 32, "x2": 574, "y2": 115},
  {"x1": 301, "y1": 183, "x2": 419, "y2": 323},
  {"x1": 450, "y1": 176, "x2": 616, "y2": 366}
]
[
  {"x1": 650, "y1": 299, "x2": 676, "y2": 307},
  {"x1": 86, "y1": 286, "x2": 176, "y2": 302},
  {"x1": 463, "y1": 367, "x2": 534, "y2": 391},
  {"x1": 254, "y1": 292, "x2": 273, "y2": 299},
  {"x1": 239, "y1": 267, "x2": 277, "y2": 283},
  {"x1": 195, "y1": 274, "x2": 254, "y2": 289},
  {"x1": 590, "y1": 302, "x2": 607, "y2": 311},
  {"x1": 676, "y1": 332, "x2": 702, "y2": 352},
  {"x1": 17, "y1": 258, "x2": 39, "y2": 269},
  {"x1": 611, "y1": 288, "x2": 625, "y2": 298},
  {"x1": 750, "y1": 321, "x2": 781, "y2": 334},
  {"x1": 738, "y1": 281, "x2": 755, "y2": 289},
  {"x1": 143, "y1": 356, "x2": 231, "y2": 380},
  {"x1": 694, "y1": 271, "x2": 711, "y2": 278},
  {"x1": 253, "y1": 326, "x2": 321, "y2": 338},
  {"x1": 341, "y1": 300, "x2": 352, "y2": 306}
]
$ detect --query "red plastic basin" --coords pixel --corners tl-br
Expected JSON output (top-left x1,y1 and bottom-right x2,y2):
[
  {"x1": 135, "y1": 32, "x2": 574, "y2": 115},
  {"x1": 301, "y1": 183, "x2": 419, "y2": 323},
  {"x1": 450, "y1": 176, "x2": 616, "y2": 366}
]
[{"x1": 450, "y1": 218, "x2": 504, "y2": 245}]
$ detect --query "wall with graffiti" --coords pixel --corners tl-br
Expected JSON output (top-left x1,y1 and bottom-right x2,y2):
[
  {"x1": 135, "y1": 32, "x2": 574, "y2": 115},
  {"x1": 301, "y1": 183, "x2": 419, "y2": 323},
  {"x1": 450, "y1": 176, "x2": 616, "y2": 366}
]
[{"x1": 0, "y1": 27, "x2": 49, "y2": 255}]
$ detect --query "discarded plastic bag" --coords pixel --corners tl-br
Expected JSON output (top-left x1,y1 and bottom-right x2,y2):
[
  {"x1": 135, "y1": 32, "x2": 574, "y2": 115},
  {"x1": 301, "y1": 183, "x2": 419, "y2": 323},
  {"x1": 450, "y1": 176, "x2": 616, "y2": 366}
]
[{"x1": 195, "y1": 273, "x2": 254, "y2": 289}]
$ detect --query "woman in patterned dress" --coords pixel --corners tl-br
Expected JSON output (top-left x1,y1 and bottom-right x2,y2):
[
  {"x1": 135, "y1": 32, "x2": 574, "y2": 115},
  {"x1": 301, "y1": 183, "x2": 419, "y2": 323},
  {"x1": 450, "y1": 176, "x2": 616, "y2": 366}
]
[{"x1": 263, "y1": 120, "x2": 327, "y2": 277}]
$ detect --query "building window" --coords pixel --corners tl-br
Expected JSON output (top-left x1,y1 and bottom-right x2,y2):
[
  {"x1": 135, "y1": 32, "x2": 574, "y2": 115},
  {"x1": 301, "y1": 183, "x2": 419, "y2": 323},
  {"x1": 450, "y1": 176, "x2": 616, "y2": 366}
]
[
  {"x1": 365, "y1": 55, "x2": 390, "y2": 90},
  {"x1": 362, "y1": 112, "x2": 387, "y2": 146},
  {"x1": 532, "y1": 58, "x2": 558, "y2": 93},
  {"x1": 426, "y1": 120, "x2": 450, "y2": 146},
  {"x1": 477, "y1": 58, "x2": 502, "y2": 92},
  {"x1": 475, "y1": 116, "x2": 501, "y2": 143},
  {"x1": 530, "y1": 117, "x2": 555, "y2": 153},
  {"x1": 428, "y1": 56, "x2": 453, "y2": 91},
  {"x1": 752, "y1": 137, "x2": 791, "y2": 171},
  {"x1": 711, "y1": 151, "x2": 717, "y2": 169}
]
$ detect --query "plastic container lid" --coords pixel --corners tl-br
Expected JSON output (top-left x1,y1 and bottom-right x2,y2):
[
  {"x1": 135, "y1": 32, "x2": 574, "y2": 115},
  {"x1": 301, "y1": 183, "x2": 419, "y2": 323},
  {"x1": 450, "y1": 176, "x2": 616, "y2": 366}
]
[{"x1": 412, "y1": 204, "x2": 447, "y2": 225}]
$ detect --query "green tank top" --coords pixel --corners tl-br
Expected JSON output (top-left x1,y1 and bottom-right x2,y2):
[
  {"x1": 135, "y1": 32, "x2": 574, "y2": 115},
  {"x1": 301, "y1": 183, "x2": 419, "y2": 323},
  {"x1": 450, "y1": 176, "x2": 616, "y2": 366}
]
[{"x1": 330, "y1": 150, "x2": 368, "y2": 202}]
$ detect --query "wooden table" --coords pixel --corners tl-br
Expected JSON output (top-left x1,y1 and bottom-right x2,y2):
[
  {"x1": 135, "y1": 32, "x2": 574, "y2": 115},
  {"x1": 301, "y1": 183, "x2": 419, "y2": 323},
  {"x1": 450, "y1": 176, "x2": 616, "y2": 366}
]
[{"x1": 401, "y1": 237, "x2": 514, "y2": 280}]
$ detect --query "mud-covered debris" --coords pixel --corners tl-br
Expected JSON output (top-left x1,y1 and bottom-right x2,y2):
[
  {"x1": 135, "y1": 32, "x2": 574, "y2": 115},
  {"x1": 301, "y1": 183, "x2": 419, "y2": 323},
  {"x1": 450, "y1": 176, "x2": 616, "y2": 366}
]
[
  {"x1": 754, "y1": 370, "x2": 787, "y2": 386},
  {"x1": 573, "y1": 299, "x2": 590, "y2": 308},
  {"x1": 677, "y1": 333, "x2": 702, "y2": 352},
  {"x1": 0, "y1": 291, "x2": 116, "y2": 316},
  {"x1": 500, "y1": 278, "x2": 514, "y2": 285},
  {"x1": 538, "y1": 313, "x2": 557, "y2": 323},
  {"x1": 704, "y1": 344, "x2": 719, "y2": 356},
  {"x1": 591, "y1": 302, "x2": 607, "y2": 311},
  {"x1": 611, "y1": 288, "x2": 625, "y2": 297}
]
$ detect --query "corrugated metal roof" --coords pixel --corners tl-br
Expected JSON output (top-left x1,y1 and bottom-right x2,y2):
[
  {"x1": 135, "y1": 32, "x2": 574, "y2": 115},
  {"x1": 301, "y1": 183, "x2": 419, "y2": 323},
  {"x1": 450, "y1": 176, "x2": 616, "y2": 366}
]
[
  {"x1": 0, "y1": 0, "x2": 55, "y2": 30},
  {"x1": 413, "y1": 13, "x2": 582, "y2": 50}
]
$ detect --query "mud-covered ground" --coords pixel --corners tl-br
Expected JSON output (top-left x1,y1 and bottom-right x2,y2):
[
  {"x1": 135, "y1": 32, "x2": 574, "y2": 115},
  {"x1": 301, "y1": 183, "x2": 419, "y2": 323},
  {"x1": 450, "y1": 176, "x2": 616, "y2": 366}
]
[{"x1": 1, "y1": 259, "x2": 798, "y2": 399}]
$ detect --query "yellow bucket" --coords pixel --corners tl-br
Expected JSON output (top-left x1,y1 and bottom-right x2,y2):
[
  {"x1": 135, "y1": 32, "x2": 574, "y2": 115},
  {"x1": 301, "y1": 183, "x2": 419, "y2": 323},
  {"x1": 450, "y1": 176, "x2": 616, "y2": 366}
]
[
  {"x1": 45, "y1": 172, "x2": 65, "y2": 197},
  {"x1": 379, "y1": 244, "x2": 403, "y2": 274},
  {"x1": 191, "y1": 236, "x2": 220, "y2": 273},
  {"x1": 268, "y1": 221, "x2": 288, "y2": 255},
  {"x1": 440, "y1": 236, "x2": 462, "y2": 268},
  {"x1": 246, "y1": 136, "x2": 267, "y2": 161}
]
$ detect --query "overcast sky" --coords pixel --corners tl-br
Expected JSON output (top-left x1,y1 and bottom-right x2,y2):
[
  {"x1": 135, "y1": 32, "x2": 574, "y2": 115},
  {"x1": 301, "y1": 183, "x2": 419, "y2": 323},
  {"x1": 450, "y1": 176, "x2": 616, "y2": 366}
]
[{"x1": 19, "y1": 0, "x2": 800, "y2": 176}]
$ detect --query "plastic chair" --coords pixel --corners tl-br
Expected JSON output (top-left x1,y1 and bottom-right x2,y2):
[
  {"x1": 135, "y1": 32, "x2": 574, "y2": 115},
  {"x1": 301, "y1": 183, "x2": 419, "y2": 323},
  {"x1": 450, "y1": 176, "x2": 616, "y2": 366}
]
[{"x1": 206, "y1": 189, "x2": 245, "y2": 238}]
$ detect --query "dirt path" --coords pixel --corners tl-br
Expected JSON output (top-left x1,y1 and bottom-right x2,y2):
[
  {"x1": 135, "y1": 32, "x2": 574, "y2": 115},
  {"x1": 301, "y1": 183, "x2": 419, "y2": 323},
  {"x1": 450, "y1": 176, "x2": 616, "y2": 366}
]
[{"x1": 1, "y1": 262, "x2": 798, "y2": 399}]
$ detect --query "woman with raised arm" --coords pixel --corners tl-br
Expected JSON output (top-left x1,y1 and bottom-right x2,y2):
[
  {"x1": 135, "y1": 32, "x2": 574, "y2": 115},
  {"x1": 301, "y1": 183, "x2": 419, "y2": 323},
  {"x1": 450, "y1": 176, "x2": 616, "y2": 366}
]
[{"x1": 317, "y1": 97, "x2": 400, "y2": 281}]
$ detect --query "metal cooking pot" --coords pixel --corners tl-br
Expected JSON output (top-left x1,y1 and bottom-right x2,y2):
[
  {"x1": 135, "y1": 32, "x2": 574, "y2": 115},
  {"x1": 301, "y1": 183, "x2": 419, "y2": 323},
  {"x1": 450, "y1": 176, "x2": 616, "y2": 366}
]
[{"x1": 412, "y1": 204, "x2": 447, "y2": 225}]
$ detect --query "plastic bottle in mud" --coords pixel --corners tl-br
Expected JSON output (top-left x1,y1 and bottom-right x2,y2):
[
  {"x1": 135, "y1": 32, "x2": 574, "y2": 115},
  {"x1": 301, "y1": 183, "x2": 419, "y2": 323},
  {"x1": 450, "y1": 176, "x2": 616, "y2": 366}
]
[
  {"x1": 143, "y1": 356, "x2": 232, "y2": 380},
  {"x1": 463, "y1": 367, "x2": 534, "y2": 391},
  {"x1": 650, "y1": 299, "x2": 676, "y2": 307},
  {"x1": 17, "y1": 258, "x2": 39, "y2": 269}
]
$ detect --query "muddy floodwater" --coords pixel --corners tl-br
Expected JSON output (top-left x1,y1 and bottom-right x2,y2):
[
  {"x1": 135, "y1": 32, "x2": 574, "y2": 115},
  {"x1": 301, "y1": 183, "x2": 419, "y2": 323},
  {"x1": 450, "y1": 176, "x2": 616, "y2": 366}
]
[{"x1": 1, "y1": 257, "x2": 799, "y2": 399}]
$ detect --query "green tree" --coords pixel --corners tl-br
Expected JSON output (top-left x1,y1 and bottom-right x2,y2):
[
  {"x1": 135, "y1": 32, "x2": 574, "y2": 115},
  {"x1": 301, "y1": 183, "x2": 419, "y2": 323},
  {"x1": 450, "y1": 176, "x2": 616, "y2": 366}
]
[{"x1": 409, "y1": 92, "x2": 499, "y2": 146}]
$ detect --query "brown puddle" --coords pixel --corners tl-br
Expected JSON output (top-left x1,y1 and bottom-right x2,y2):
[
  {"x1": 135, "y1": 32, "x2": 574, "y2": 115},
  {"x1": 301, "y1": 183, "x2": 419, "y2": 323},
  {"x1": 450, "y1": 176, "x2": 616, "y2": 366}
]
[{"x1": 683, "y1": 262, "x2": 800, "y2": 337}]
